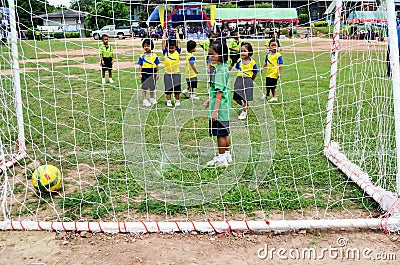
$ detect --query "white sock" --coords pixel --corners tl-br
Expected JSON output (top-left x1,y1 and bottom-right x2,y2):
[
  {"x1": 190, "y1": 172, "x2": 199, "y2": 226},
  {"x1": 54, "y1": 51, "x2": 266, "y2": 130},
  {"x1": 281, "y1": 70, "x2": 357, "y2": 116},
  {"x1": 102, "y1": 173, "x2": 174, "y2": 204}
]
[
  {"x1": 102, "y1": 78, "x2": 105, "y2": 82},
  {"x1": 167, "y1": 100, "x2": 171, "y2": 104},
  {"x1": 218, "y1": 153, "x2": 225, "y2": 160},
  {"x1": 225, "y1": 151, "x2": 230, "y2": 156}
]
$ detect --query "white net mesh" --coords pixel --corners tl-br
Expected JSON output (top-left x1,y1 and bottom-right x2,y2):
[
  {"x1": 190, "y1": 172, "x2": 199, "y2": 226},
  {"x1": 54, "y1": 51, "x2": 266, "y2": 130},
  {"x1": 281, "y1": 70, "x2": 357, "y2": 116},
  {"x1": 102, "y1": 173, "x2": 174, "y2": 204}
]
[{"x1": 0, "y1": 0, "x2": 398, "y2": 229}]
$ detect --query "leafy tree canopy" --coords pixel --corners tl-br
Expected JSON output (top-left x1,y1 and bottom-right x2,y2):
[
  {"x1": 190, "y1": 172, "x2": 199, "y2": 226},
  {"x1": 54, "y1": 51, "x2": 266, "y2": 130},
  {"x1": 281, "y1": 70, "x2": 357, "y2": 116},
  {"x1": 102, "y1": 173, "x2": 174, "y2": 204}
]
[
  {"x1": 86, "y1": 0, "x2": 129, "y2": 29},
  {"x1": 70, "y1": 0, "x2": 94, "y2": 13}
]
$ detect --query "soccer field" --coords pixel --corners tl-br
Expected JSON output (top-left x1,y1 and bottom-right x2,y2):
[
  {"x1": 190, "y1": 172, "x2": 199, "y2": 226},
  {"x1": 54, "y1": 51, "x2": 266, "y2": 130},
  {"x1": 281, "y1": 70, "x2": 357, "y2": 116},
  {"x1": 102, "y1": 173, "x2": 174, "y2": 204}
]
[{"x1": 0, "y1": 37, "x2": 392, "y2": 221}]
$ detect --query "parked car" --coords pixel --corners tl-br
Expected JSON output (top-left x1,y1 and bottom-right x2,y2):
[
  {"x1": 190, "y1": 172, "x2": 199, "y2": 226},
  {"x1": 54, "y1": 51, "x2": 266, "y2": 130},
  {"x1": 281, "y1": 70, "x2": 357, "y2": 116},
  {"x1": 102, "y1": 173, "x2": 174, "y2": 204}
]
[{"x1": 91, "y1": 25, "x2": 131, "y2": 40}]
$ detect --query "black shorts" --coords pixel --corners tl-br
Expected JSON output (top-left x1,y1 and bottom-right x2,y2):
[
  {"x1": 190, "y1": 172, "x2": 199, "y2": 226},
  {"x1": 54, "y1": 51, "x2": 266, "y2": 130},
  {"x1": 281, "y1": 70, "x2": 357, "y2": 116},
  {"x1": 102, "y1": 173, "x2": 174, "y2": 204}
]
[
  {"x1": 265, "y1": 77, "x2": 278, "y2": 89},
  {"x1": 209, "y1": 120, "x2": 230, "y2": 137},
  {"x1": 101, "y1": 57, "x2": 112, "y2": 70},
  {"x1": 141, "y1": 69, "x2": 157, "y2": 91},
  {"x1": 164, "y1": 73, "x2": 181, "y2": 95},
  {"x1": 230, "y1": 53, "x2": 240, "y2": 66},
  {"x1": 186, "y1": 78, "x2": 198, "y2": 89}
]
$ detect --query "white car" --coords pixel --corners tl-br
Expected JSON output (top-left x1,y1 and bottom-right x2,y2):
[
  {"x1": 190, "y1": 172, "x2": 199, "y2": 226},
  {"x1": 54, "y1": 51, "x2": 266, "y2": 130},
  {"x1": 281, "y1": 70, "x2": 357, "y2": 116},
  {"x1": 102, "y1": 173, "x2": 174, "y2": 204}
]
[{"x1": 91, "y1": 25, "x2": 131, "y2": 40}]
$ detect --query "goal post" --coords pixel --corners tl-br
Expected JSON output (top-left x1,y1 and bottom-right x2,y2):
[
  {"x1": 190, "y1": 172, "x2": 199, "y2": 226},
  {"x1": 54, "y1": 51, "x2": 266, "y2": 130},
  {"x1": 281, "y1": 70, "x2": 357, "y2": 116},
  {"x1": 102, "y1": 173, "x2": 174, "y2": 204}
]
[{"x1": 0, "y1": 0, "x2": 26, "y2": 174}]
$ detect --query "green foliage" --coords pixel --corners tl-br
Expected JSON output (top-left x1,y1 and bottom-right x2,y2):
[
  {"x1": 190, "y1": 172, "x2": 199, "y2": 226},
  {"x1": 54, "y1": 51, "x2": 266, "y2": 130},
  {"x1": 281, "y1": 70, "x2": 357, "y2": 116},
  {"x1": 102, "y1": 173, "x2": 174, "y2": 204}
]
[
  {"x1": 53, "y1": 32, "x2": 64, "y2": 38},
  {"x1": 248, "y1": 3, "x2": 273, "y2": 8},
  {"x1": 70, "y1": 0, "x2": 94, "y2": 12},
  {"x1": 299, "y1": 14, "x2": 309, "y2": 25},
  {"x1": 86, "y1": 0, "x2": 129, "y2": 29},
  {"x1": 313, "y1": 21, "x2": 328, "y2": 27},
  {"x1": 16, "y1": 1, "x2": 58, "y2": 29},
  {"x1": 219, "y1": 3, "x2": 237, "y2": 8},
  {"x1": 81, "y1": 29, "x2": 92, "y2": 37},
  {"x1": 314, "y1": 26, "x2": 334, "y2": 38}
]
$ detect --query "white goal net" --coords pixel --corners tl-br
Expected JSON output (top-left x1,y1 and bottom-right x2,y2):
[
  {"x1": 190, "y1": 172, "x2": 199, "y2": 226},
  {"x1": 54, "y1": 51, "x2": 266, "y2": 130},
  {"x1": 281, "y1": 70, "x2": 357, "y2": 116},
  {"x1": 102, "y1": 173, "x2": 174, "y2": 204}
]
[{"x1": 1, "y1": 0, "x2": 400, "y2": 233}]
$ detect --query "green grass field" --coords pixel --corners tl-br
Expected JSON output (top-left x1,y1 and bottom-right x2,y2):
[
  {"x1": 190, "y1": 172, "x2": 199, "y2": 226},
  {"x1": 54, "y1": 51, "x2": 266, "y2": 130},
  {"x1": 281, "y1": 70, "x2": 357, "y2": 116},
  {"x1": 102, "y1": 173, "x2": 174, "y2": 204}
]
[{"x1": 0, "y1": 37, "x2": 393, "y2": 221}]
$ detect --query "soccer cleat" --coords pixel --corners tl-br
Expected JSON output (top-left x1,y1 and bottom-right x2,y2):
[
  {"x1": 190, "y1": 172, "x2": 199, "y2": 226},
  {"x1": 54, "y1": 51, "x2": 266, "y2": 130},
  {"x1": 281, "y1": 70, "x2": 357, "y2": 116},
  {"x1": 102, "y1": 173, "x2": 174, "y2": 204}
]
[
  {"x1": 175, "y1": 100, "x2": 181, "y2": 107},
  {"x1": 217, "y1": 158, "x2": 229, "y2": 167},
  {"x1": 150, "y1": 98, "x2": 157, "y2": 105},
  {"x1": 143, "y1": 99, "x2": 151, "y2": 107},
  {"x1": 206, "y1": 156, "x2": 219, "y2": 167},
  {"x1": 268, "y1": 97, "x2": 278, "y2": 103},
  {"x1": 261, "y1": 94, "x2": 267, "y2": 100},
  {"x1": 190, "y1": 93, "x2": 200, "y2": 100},
  {"x1": 167, "y1": 100, "x2": 173, "y2": 107},
  {"x1": 238, "y1": 111, "x2": 247, "y2": 120},
  {"x1": 109, "y1": 78, "x2": 114, "y2": 84},
  {"x1": 182, "y1": 89, "x2": 189, "y2": 98},
  {"x1": 225, "y1": 153, "x2": 233, "y2": 163}
]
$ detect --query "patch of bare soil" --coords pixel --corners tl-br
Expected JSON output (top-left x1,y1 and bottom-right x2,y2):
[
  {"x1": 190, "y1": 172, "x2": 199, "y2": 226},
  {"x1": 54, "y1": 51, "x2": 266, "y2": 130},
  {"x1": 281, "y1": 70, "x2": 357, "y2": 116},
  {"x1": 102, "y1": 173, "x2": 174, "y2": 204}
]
[{"x1": 1, "y1": 229, "x2": 399, "y2": 265}]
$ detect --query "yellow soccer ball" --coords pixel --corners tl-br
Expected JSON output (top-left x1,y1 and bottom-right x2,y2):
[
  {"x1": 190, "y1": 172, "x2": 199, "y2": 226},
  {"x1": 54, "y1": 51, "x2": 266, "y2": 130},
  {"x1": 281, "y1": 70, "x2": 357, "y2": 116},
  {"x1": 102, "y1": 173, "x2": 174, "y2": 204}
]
[{"x1": 32, "y1": 165, "x2": 62, "y2": 192}]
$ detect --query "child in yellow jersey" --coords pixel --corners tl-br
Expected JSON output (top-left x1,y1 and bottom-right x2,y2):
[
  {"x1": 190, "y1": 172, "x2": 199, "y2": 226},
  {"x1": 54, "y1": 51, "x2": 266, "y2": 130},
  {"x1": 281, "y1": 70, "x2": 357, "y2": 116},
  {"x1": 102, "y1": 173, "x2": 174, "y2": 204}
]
[
  {"x1": 228, "y1": 31, "x2": 240, "y2": 70},
  {"x1": 183, "y1": 40, "x2": 199, "y2": 99},
  {"x1": 233, "y1": 42, "x2": 258, "y2": 120},
  {"x1": 138, "y1": 39, "x2": 160, "y2": 107},
  {"x1": 260, "y1": 41, "x2": 283, "y2": 103},
  {"x1": 99, "y1": 34, "x2": 114, "y2": 85},
  {"x1": 162, "y1": 29, "x2": 182, "y2": 107}
]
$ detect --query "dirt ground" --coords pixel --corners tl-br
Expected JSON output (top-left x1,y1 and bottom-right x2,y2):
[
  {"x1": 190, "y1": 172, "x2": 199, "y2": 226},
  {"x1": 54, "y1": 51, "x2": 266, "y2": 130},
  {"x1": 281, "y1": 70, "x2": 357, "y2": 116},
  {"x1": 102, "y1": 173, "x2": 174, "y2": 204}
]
[{"x1": 1, "y1": 229, "x2": 399, "y2": 265}]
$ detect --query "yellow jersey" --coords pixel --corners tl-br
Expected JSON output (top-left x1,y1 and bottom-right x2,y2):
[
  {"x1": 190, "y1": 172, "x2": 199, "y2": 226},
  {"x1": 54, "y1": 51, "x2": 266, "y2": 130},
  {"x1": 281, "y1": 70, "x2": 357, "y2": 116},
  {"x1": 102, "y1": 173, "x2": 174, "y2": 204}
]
[
  {"x1": 138, "y1": 53, "x2": 160, "y2": 69},
  {"x1": 186, "y1": 52, "x2": 197, "y2": 79},
  {"x1": 163, "y1": 48, "x2": 181, "y2": 74},
  {"x1": 235, "y1": 58, "x2": 258, "y2": 78},
  {"x1": 264, "y1": 52, "x2": 283, "y2": 79}
]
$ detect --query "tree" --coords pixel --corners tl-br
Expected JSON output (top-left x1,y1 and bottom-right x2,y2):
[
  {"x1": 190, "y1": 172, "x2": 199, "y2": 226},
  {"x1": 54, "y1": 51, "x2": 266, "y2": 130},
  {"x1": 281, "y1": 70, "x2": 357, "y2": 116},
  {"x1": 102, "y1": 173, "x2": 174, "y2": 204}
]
[
  {"x1": 13, "y1": 0, "x2": 57, "y2": 29},
  {"x1": 70, "y1": 0, "x2": 94, "y2": 13},
  {"x1": 86, "y1": 0, "x2": 129, "y2": 29},
  {"x1": 248, "y1": 3, "x2": 273, "y2": 8}
]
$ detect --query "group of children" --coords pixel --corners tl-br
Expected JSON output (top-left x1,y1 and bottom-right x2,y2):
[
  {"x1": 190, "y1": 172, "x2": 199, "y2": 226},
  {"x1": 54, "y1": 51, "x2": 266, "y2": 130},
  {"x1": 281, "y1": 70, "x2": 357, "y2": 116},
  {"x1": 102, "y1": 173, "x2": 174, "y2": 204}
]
[{"x1": 98, "y1": 31, "x2": 283, "y2": 167}]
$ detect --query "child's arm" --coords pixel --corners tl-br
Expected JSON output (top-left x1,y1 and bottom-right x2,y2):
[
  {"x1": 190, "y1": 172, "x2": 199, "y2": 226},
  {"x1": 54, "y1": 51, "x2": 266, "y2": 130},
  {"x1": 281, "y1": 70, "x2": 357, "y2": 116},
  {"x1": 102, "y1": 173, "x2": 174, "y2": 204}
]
[
  {"x1": 139, "y1": 65, "x2": 142, "y2": 80},
  {"x1": 156, "y1": 65, "x2": 159, "y2": 79},
  {"x1": 175, "y1": 30, "x2": 181, "y2": 50},
  {"x1": 162, "y1": 29, "x2": 167, "y2": 51},
  {"x1": 190, "y1": 64, "x2": 198, "y2": 74},
  {"x1": 189, "y1": 56, "x2": 198, "y2": 74},
  {"x1": 112, "y1": 51, "x2": 114, "y2": 64},
  {"x1": 278, "y1": 64, "x2": 282, "y2": 78},
  {"x1": 260, "y1": 62, "x2": 267, "y2": 73},
  {"x1": 211, "y1": 91, "x2": 223, "y2": 121},
  {"x1": 252, "y1": 62, "x2": 258, "y2": 80}
]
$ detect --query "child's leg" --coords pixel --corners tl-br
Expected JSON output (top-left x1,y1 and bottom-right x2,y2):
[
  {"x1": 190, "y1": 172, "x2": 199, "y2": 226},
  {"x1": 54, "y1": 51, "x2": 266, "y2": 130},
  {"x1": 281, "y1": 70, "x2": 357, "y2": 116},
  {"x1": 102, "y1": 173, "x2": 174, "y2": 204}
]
[
  {"x1": 272, "y1": 87, "x2": 277, "y2": 98},
  {"x1": 174, "y1": 93, "x2": 180, "y2": 100},
  {"x1": 102, "y1": 70, "x2": 106, "y2": 78},
  {"x1": 142, "y1": 89, "x2": 147, "y2": 100},
  {"x1": 166, "y1": 93, "x2": 172, "y2": 100},
  {"x1": 217, "y1": 136, "x2": 230, "y2": 154},
  {"x1": 242, "y1": 101, "x2": 248, "y2": 112},
  {"x1": 266, "y1": 86, "x2": 271, "y2": 96},
  {"x1": 108, "y1": 69, "x2": 112, "y2": 78},
  {"x1": 235, "y1": 99, "x2": 242, "y2": 106},
  {"x1": 150, "y1": 91, "x2": 155, "y2": 99}
]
